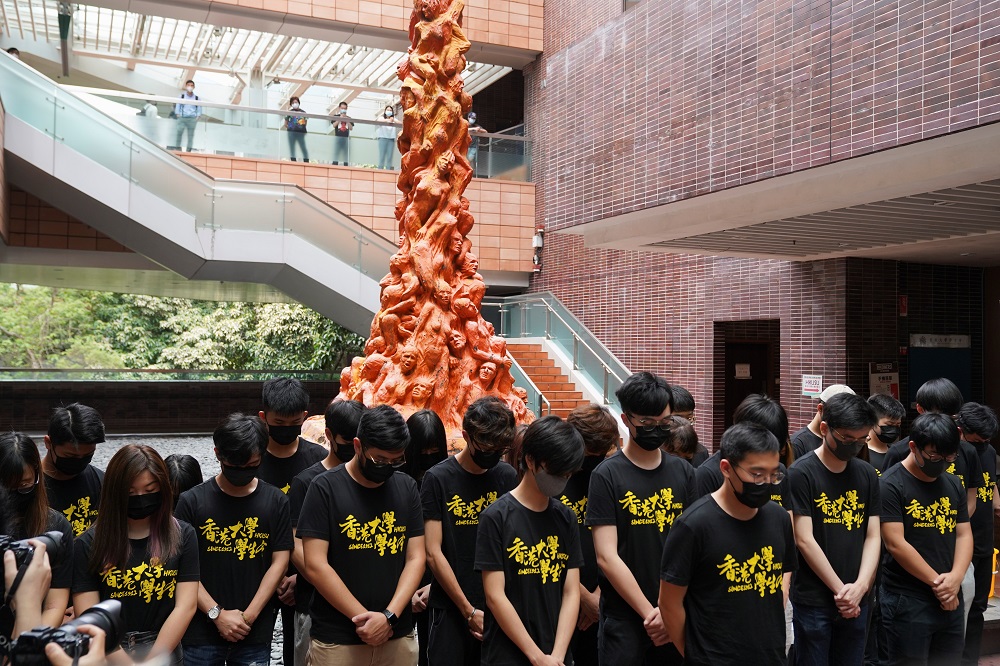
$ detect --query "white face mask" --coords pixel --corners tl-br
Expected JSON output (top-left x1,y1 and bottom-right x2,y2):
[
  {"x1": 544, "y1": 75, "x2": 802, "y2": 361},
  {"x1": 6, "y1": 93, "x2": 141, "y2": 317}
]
[
  {"x1": 186, "y1": 86, "x2": 194, "y2": 93},
  {"x1": 292, "y1": 103, "x2": 300, "y2": 110}
]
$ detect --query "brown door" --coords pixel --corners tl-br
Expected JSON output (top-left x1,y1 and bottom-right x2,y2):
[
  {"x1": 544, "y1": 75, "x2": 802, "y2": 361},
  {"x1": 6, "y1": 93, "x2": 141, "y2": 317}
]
[{"x1": 723, "y1": 342, "x2": 772, "y2": 429}]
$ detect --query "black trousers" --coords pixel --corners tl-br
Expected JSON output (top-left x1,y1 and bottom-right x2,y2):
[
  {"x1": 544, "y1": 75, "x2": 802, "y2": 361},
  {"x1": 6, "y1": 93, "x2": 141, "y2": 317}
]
[
  {"x1": 426, "y1": 605, "x2": 481, "y2": 666},
  {"x1": 962, "y1": 553, "x2": 993, "y2": 665}
]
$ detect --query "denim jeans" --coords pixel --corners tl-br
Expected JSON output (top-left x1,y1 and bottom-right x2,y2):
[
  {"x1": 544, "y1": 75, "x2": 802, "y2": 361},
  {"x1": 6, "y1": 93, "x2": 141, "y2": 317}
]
[
  {"x1": 183, "y1": 642, "x2": 271, "y2": 666},
  {"x1": 880, "y1": 586, "x2": 964, "y2": 665},
  {"x1": 791, "y1": 601, "x2": 869, "y2": 666},
  {"x1": 287, "y1": 131, "x2": 309, "y2": 162}
]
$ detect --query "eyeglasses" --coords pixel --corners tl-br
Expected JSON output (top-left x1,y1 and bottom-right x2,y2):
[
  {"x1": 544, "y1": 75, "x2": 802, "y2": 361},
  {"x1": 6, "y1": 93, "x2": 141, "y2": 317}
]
[
  {"x1": 626, "y1": 414, "x2": 674, "y2": 433},
  {"x1": 15, "y1": 472, "x2": 39, "y2": 495},
  {"x1": 917, "y1": 448, "x2": 959, "y2": 464},
  {"x1": 830, "y1": 428, "x2": 871, "y2": 446},
  {"x1": 734, "y1": 464, "x2": 785, "y2": 486},
  {"x1": 365, "y1": 451, "x2": 407, "y2": 468},
  {"x1": 470, "y1": 436, "x2": 510, "y2": 457}
]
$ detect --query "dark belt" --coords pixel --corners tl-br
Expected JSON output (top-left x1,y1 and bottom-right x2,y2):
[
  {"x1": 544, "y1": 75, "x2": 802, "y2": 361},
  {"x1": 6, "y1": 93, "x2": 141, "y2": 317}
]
[{"x1": 121, "y1": 630, "x2": 158, "y2": 652}]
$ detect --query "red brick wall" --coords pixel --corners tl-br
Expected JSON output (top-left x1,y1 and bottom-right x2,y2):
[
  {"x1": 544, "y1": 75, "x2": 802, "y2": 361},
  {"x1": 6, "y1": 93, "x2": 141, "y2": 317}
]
[
  {"x1": 525, "y1": 0, "x2": 1000, "y2": 232},
  {"x1": 6, "y1": 187, "x2": 129, "y2": 252}
]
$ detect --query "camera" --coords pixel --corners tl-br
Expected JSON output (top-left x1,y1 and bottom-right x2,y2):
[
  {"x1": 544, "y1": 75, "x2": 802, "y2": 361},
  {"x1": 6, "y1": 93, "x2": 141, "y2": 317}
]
[
  {"x1": 9, "y1": 600, "x2": 123, "y2": 666},
  {"x1": 0, "y1": 531, "x2": 66, "y2": 569}
]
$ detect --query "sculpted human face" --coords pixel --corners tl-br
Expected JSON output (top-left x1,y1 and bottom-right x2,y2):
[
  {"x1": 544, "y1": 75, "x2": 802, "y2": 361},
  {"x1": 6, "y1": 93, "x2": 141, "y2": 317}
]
[
  {"x1": 362, "y1": 358, "x2": 383, "y2": 380},
  {"x1": 411, "y1": 382, "x2": 433, "y2": 404},
  {"x1": 450, "y1": 232, "x2": 464, "y2": 256},
  {"x1": 462, "y1": 255, "x2": 479, "y2": 276},
  {"x1": 400, "y1": 350, "x2": 418, "y2": 373},
  {"x1": 435, "y1": 287, "x2": 452, "y2": 308},
  {"x1": 479, "y1": 362, "x2": 497, "y2": 383},
  {"x1": 449, "y1": 331, "x2": 467, "y2": 353}
]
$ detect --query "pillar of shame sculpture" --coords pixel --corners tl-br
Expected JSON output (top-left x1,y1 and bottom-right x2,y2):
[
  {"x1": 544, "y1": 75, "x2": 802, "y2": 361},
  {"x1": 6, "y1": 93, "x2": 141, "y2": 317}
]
[{"x1": 307, "y1": 0, "x2": 535, "y2": 451}]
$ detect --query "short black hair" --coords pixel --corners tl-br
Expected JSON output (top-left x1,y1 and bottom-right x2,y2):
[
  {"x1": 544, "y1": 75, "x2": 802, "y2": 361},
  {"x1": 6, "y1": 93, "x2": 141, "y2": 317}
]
[
  {"x1": 404, "y1": 409, "x2": 448, "y2": 478},
  {"x1": 822, "y1": 393, "x2": 878, "y2": 431},
  {"x1": 956, "y1": 402, "x2": 999, "y2": 441},
  {"x1": 666, "y1": 417, "x2": 699, "y2": 457},
  {"x1": 7, "y1": 47, "x2": 19, "y2": 55},
  {"x1": 670, "y1": 385, "x2": 695, "y2": 412},
  {"x1": 164, "y1": 454, "x2": 204, "y2": 500},
  {"x1": 615, "y1": 372, "x2": 673, "y2": 417},
  {"x1": 732, "y1": 394, "x2": 788, "y2": 450},
  {"x1": 214, "y1": 413, "x2": 268, "y2": 465},
  {"x1": 185, "y1": 79, "x2": 195, "y2": 86},
  {"x1": 463, "y1": 397, "x2": 517, "y2": 453},
  {"x1": 357, "y1": 405, "x2": 410, "y2": 453},
  {"x1": 915, "y1": 378, "x2": 963, "y2": 416},
  {"x1": 290, "y1": 96, "x2": 301, "y2": 104},
  {"x1": 262, "y1": 377, "x2": 309, "y2": 415},
  {"x1": 910, "y1": 412, "x2": 960, "y2": 456},
  {"x1": 720, "y1": 422, "x2": 780, "y2": 465},
  {"x1": 521, "y1": 415, "x2": 585, "y2": 477},
  {"x1": 48, "y1": 403, "x2": 105, "y2": 446},
  {"x1": 325, "y1": 400, "x2": 365, "y2": 441},
  {"x1": 868, "y1": 393, "x2": 905, "y2": 421}
]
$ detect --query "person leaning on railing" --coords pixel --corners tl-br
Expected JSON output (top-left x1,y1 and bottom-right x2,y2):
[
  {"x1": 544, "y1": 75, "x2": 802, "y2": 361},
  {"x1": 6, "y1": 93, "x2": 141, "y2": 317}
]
[{"x1": 284, "y1": 97, "x2": 309, "y2": 163}]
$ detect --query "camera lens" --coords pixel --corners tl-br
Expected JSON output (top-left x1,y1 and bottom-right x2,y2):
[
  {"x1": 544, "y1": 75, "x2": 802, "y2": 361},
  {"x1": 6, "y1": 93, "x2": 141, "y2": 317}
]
[
  {"x1": 10, "y1": 530, "x2": 67, "y2": 567},
  {"x1": 63, "y1": 600, "x2": 124, "y2": 651}
]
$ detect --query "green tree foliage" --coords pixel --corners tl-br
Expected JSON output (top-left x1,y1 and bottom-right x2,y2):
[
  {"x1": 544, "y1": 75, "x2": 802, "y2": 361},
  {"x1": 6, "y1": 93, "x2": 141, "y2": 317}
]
[{"x1": 0, "y1": 284, "x2": 363, "y2": 371}]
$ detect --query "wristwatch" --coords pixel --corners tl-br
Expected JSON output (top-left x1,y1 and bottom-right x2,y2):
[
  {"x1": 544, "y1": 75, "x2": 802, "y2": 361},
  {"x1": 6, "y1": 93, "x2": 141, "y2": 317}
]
[
  {"x1": 381, "y1": 609, "x2": 398, "y2": 628},
  {"x1": 207, "y1": 605, "x2": 222, "y2": 621}
]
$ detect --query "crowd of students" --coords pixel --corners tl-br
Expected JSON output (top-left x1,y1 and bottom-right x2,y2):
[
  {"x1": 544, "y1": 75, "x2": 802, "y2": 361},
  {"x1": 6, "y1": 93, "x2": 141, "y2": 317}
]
[{"x1": 0, "y1": 373, "x2": 997, "y2": 666}]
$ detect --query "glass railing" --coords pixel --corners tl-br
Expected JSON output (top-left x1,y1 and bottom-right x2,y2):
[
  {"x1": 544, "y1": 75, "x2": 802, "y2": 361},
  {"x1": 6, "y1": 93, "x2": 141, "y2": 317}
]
[
  {"x1": 0, "y1": 55, "x2": 397, "y2": 282},
  {"x1": 64, "y1": 87, "x2": 532, "y2": 181},
  {"x1": 482, "y1": 292, "x2": 632, "y2": 409},
  {"x1": 506, "y1": 356, "x2": 551, "y2": 417}
]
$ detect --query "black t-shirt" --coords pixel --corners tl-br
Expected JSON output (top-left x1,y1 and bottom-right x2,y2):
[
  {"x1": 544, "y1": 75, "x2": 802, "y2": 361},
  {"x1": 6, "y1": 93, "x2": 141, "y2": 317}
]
[
  {"x1": 288, "y1": 461, "x2": 337, "y2": 609},
  {"x1": 586, "y1": 450, "x2": 695, "y2": 619},
  {"x1": 296, "y1": 465, "x2": 424, "y2": 645},
  {"x1": 45, "y1": 465, "x2": 104, "y2": 536},
  {"x1": 867, "y1": 448, "x2": 888, "y2": 474},
  {"x1": 421, "y1": 456, "x2": 518, "y2": 610},
  {"x1": 559, "y1": 469, "x2": 599, "y2": 592},
  {"x1": 791, "y1": 426, "x2": 822, "y2": 461},
  {"x1": 475, "y1": 493, "x2": 584, "y2": 666},
  {"x1": 174, "y1": 478, "x2": 293, "y2": 645},
  {"x1": 694, "y1": 451, "x2": 790, "y2": 507},
  {"x1": 882, "y1": 439, "x2": 983, "y2": 493},
  {"x1": 73, "y1": 521, "x2": 200, "y2": 635},
  {"x1": 660, "y1": 495, "x2": 797, "y2": 666},
  {"x1": 333, "y1": 113, "x2": 352, "y2": 137},
  {"x1": 880, "y1": 463, "x2": 969, "y2": 602},
  {"x1": 787, "y1": 452, "x2": 880, "y2": 607},
  {"x1": 258, "y1": 438, "x2": 327, "y2": 495},
  {"x1": 968, "y1": 441, "x2": 997, "y2": 559},
  {"x1": 689, "y1": 444, "x2": 710, "y2": 468}
]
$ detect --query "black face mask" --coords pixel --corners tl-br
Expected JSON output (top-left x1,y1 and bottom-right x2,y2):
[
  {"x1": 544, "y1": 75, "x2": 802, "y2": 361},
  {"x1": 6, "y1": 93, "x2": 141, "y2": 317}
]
[
  {"x1": 580, "y1": 455, "x2": 605, "y2": 475},
  {"x1": 268, "y1": 424, "x2": 301, "y2": 446},
  {"x1": 359, "y1": 456, "x2": 396, "y2": 484},
  {"x1": 51, "y1": 449, "x2": 94, "y2": 476},
  {"x1": 915, "y1": 450, "x2": 948, "y2": 479},
  {"x1": 419, "y1": 452, "x2": 442, "y2": 472},
  {"x1": 220, "y1": 463, "x2": 260, "y2": 487},
  {"x1": 127, "y1": 492, "x2": 162, "y2": 520},
  {"x1": 633, "y1": 428, "x2": 670, "y2": 451},
  {"x1": 11, "y1": 487, "x2": 35, "y2": 514},
  {"x1": 335, "y1": 442, "x2": 356, "y2": 463},
  {"x1": 470, "y1": 447, "x2": 503, "y2": 470},
  {"x1": 729, "y1": 476, "x2": 772, "y2": 509},
  {"x1": 876, "y1": 426, "x2": 900, "y2": 444},
  {"x1": 826, "y1": 433, "x2": 864, "y2": 462}
]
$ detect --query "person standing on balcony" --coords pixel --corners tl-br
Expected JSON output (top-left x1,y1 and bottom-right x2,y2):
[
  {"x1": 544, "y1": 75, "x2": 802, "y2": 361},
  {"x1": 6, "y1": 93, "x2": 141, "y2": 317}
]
[
  {"x1": 284, "y1": 97, "x2": 309, "y2": 163},
  {"x1": 332, "y1": 102, "x2": 353, "y2": 166},
  {"x1": 376, "y1": 105, "x2": 398, "y2": 170},
  {"x1": 467, "y1": 112, "x2": 486, "y2": 175},
  {"x1": 173, "y1": 80, "x2": 201, "y2": 153}
]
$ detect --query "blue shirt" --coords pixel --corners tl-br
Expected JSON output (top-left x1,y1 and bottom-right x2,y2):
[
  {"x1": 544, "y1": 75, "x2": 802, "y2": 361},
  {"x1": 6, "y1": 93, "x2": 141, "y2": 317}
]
[{"x1": 174, "y1": 92, "x2": 201, "y2": 118}]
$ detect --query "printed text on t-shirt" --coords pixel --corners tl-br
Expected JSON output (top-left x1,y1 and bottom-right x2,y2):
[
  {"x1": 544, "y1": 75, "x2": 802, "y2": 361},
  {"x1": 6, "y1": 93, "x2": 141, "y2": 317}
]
[
  {"x1": 506, "y1": 535, "x2": 569, "y2": 583},
  {"x1": 618, "y1": 489, "x2": 683, "y2": 532},
  {"x1": 198, "y1": 517, "x2": 270, "y2": 560},
  {"x1": 904, "y1": 497, "x2": 958, "y2": 534},
  {"x1": 339, "y1": 512, "x2": 407, "y2": 556},
  {"x1": 717, "y1": 546, "x2": 784, "y2": 597},
  {"x1": 813, "y1": 490, "x2": 866, "y2": 530}
]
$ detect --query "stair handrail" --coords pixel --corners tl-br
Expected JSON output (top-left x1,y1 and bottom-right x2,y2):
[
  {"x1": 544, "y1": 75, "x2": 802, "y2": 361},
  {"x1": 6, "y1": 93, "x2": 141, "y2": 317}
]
[
  {"x1": 483, "y1": 293, "x2": 630, "y2": 407},
  {"x1": 505, "y1": 355, "x2": 552, "y2": 417}
]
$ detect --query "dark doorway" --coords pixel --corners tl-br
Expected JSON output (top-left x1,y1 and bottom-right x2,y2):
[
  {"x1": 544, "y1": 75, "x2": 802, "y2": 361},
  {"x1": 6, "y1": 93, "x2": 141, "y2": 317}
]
[{"x1": 723, "y1": 342, "x2": 775, "y2": 429}]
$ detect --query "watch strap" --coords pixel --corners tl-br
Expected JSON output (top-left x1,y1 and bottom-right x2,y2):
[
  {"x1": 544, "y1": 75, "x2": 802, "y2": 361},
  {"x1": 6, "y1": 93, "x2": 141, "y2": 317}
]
[{"x1": 381, "y1": 609, "x2": 398, "y2": 627}]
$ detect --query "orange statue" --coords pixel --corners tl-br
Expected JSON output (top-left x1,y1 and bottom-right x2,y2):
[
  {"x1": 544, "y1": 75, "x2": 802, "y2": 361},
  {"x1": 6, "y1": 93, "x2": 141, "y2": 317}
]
[{"x1": 331, "y1": 0, "x2": 533, "y2": 450}]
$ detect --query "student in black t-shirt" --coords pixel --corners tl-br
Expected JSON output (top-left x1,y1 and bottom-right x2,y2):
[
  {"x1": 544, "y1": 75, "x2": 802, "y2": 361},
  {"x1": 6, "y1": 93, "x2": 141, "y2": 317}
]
[
  {"x1": 165, "y1": 454, "x2": 204, "y2": 508},
  {"x1": 0, "y1": 485, "x2": 58, "y2": 641},
  {"x1": 0, "y1": 432, "x2": 73, "y2": 628},
  {"x1": 862, "y1": 394, "x2": 904, "y2": 474},
  {"x1": 880, "y1": 412, "x2": 972, "y2": 665},
  {"x1": 562, "y1": 404, "x2": 619, "y2": 666},
  {"x1": 791, "y1": 385, "x2": 856, "y2": 460},
  {"x1": 662, "y1": 416, "x2": 700, "y2": 464},
  {"x1": 421, "y1": 397, "x2": 518, "y2": 665},
  {"x1": 668, "y1": 386, "x2": 709, "y2": 467},
  {"x1": 288, "y1": 399, "x2": 366, "y2": 666},
  {"x1": 880, "y1": 378, "x2": 966, "y2": 475},
  {"x1": 695, "y1": 394, "x2": 791, "y2": 506},
  {"x1": 956, "y1": 403, "x2": 1000, "y2": 666},
  {"x1": 42, "y1": 403, "x2": 106, "y2": 537},
  {"x1": 787, "y1": 393, "x2": 881, "y2": 665},
  {"x1": 589, "y1": 372, "x2": 693, "y2": 665},
  {"x1": 475, "y1": 415, "x2": 585, "y2": 666},
  {"x1": 256, "y1": 378, "x2": 326, "y2": 666},
  {"x1": 298, "y1": 405, "x2": 425, "y2": 665},
  {"x1": 659, "y1": 422, "x2": 796, "y2": 666},
  {"x1": 74, "y1": 444, "x2": 199, "y2": 664},
  {"x1": 176, "y1": 414, "x2": 293, "y2": 666}
]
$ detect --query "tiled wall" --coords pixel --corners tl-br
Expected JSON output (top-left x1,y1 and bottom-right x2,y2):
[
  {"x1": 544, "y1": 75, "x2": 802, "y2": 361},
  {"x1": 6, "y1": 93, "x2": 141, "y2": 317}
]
[
  {"x1": 531, "y1": 233, "x2": 849, "y2": 448},
  {"x1": 0, "y1": 380, "x2": 340, "y2": 433},
  {"x1": 525, "y1": 0, "x2": 1000, "y2": 232},
  {"x1": 0, "y1": 99, "x2": 6, "y2": 245},
  {"x1": 196, "y1": 0, "x2": 543, "y2": 52},
  {"x1": 5, "y1": 187, "x2": 129, "y2": 252},
  {"x1": 179, "y1": 154, "x2": 537, "y2": 273},
  {"x1": 712, "y1": 319, "x2": 782, "y2": 450}
]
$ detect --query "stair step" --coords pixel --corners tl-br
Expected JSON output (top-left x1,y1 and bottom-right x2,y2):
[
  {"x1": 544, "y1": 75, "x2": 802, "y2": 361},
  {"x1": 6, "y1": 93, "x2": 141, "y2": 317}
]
[
  {"x1": 524, "y1": 366, "x2": 564, "y2": 377},
  {"x1": 540, "y1": 390, "x2": 585, "y2": 400},
  {"x1": 548, "y1": 400, "x2": 590, "y2": 410},
  {"x1": 507, "y1": 344, "x2": 543, "y2": 352},
  {"x1": 516, "y1": 356, "x2": 556, "y2": 366},
  {"x1": 532, "y1": 382, "x2": 577, "y2": 392},
  {"x1": 511, "y1": 351, "x2": 550, "y2": 361}
]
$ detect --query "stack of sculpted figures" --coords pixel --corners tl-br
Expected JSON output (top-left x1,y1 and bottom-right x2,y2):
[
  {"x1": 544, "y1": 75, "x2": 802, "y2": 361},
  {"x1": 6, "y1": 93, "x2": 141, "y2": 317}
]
[{"x1": 337, "y1": 0, "x2": 533, "y2": 435}]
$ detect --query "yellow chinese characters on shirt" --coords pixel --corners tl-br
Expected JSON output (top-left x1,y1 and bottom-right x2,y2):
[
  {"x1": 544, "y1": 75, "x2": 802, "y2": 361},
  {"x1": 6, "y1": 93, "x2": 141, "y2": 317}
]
[
  {"x1": 945, "y1": 462, "x2": 966, "y2": 489},
  {"x1": 717, "y1": 546, "x2": 784, "y2": 597},
  {"x1": 904, "y1": 496, "x2": 958, "y2": 535},
  {"x1": 619, "y1": 488, "x2": 684, "y2": 532},
  {"x1": 280, "y1": 483, "x2": 291, "y2": 495},
  {"x1": 446, "y1": 491, "x2": 499, "y2": 526},
  {"x1": 560, "y1": 495, "x2": 588, "y2": 525},
  {"x1": 977, "y1": 472, "x2": 994, "y2": 503},
  {"x1": 506, "y1": 535, "x2": 570, "y2": 583},
  {"x1": 198, "y1": 517, "x2": 271, "y2": 560},
  {"x1": 62, "y1": 496, "x2": 99, "y2": 536},
  {"x1": 101, "y1": 560, "x2": 178, "y2": 603},
  {"x1": 339, "y1": 511, "x2": 407, "y2": 556},
  {"x1": 813, "y1": 490, "x2": 867, "y2": 531}
]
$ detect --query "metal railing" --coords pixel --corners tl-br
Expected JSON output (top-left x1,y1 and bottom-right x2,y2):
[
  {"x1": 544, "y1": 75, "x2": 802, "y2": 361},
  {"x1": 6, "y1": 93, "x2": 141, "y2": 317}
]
[
  {"x1": 0, "y1": 367, "x2": 343, "y2": 381},
  {"x1": 506, "y1": 355, "x2": 552, "y2": 417},
  {"x1": 483, "y1": 292, "x2": 631, "y2": 409}
]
